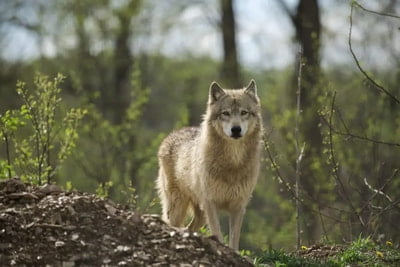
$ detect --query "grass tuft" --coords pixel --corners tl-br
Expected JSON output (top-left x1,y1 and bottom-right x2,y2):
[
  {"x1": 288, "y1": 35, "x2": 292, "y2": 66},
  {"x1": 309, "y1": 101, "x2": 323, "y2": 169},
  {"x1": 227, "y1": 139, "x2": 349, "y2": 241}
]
[{"x1": 253, "y1": 237, "x2": 400, "y2": 267}]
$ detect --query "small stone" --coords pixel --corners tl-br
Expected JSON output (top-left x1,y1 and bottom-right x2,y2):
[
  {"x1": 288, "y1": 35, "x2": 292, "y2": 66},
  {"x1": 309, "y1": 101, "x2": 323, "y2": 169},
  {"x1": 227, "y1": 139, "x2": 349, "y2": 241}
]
[
  {"x1": 105, "y1": 204, "x2": 117, "y2": 215},
  {"x1": 0, "y1": 243, "x2": 12, "y2": 249},
  {"x1": 38, "y1": 184, "x2": 62, "y2": 195},
  {"x1": 71, "y1": 233, "x2": 79, "y2": 241},
  {"x1": 176, "y1": 244, "x2": 186, "y2": 250},
  {"x1": 182, "y1": 232, "x2": 190, "y2": 238},
  {"x1": 115, "y1": 245, "x2": 131, "y2": 252},
  {"x1": 55, "y1": 240, "x2": 65, "y2": 247},
  {"x1": 61, "y1": 261, "x2": 75, "y2": 267}
]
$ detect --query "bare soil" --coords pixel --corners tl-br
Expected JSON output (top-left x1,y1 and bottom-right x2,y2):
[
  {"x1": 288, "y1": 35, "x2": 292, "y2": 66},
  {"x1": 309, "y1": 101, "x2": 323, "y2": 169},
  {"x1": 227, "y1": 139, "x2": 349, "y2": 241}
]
[
  {"x1": 0, "y1": 178, "x2": 252, "y2": 266},
  {"x1": 295, "y1": 243, "x2": 345, "y2": 259}
]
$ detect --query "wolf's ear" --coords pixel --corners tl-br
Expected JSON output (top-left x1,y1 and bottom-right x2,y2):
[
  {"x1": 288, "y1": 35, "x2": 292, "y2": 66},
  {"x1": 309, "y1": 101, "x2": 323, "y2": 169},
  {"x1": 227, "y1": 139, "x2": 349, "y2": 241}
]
[
  {"x1": 245, "y1": 79, "x2": 257, "y2": 96},
  {"x1": 209, "y1": 81, "x2": 225, "y2": 103}
]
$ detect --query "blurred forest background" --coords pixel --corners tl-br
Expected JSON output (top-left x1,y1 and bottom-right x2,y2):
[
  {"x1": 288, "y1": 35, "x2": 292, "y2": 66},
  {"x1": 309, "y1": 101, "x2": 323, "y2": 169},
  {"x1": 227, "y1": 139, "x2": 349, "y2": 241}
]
[{"x1": 0, "y1": 0, "x2": 399, "y2": 252}]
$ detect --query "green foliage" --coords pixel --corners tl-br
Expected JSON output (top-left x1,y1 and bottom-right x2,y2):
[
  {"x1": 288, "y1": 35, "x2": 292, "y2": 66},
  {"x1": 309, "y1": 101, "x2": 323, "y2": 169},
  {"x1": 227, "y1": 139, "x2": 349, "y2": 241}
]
[
  {"x1": 335, "y1": 236, "x2": 400, "y2": 266},
  {"x1": 65, "y1": 181, "x2": 73, "y2": 192},
  {"x1": 119, "y1": 180, "x2": 138, "y2": 210},
  {"x1": 96, "y1": 180, "x2": 114, "y2": 198},
  {"x1": 254, "y1": 238, "x2": 400, "y2": 267},
  {"x1": 254, "y1": 249, "x2": 329, "y2": 267},
  {"x1": 239, "y1": 249, "x2": 253, "y2": 257},
  {"x1": 0, "y1": 109, "x2": 27, "y2": 178},
  {"x1": 198, "y1": 225, "x2": 211, "y2": 236},
  {"x1": 62, "y1": 62, "x2": 152, "y2": 208},
  {"x1": 248, "y1": 61, "x2": 400, "y2": 250},
  {"x1": 0, "y1": 73, "x2": 86, "y2": 185}
]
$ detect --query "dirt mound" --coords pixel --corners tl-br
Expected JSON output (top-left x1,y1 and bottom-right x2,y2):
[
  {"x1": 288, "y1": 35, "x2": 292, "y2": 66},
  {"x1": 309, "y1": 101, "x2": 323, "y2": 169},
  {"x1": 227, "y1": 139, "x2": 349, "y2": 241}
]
[{"x1": 0, "y1": 178, "x2": 252, "y2": 266}]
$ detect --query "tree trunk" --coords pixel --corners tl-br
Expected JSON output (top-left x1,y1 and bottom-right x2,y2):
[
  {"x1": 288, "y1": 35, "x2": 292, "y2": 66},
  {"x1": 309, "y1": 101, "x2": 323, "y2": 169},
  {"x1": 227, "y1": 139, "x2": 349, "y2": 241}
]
[
  {"x1": 294, "y1": 0, "x2": 323, "y2": 245},
  {"x1": 220, "y1": 0, "x2": 241, "y2": 88},
  {"x1": 277, "y1": 0, "x2": 323, "y2": 244},
  {"x1": 113, "y1": 12, "x2": 133, "y2": 124}
]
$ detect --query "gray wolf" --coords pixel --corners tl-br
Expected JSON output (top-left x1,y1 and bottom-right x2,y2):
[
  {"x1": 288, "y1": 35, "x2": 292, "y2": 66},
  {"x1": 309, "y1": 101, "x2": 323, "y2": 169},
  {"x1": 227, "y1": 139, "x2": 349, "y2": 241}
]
[{"x1": 156, "y1": 80, "x2": 263, "y2": 250}]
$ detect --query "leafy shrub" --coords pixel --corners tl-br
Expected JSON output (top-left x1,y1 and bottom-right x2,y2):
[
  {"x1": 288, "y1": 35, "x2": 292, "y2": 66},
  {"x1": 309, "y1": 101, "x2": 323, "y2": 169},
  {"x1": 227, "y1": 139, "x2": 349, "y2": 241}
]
[{"x1": 0, "y1": 73, "x2": 86, "y2": 185}]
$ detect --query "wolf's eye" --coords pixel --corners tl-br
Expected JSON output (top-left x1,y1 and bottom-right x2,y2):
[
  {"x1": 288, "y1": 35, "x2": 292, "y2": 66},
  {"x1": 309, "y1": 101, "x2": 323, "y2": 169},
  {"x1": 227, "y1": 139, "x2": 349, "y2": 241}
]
[
  {"x1": 241, "y1": 110, "x2": 248, "y2": 116},
  {"x1": 222, "y1": 111, "x2": 230, "y2": 116}
]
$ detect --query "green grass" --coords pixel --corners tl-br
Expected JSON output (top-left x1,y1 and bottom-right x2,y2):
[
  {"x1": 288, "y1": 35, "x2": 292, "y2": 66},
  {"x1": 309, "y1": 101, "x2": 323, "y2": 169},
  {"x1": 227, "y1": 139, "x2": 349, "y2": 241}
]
[
  {"x1": 253, "y1": 248, "x2": 335, "y2": 267},
  {"x1": 253, "y1": 237, "x2": 400, "y2": 267}
]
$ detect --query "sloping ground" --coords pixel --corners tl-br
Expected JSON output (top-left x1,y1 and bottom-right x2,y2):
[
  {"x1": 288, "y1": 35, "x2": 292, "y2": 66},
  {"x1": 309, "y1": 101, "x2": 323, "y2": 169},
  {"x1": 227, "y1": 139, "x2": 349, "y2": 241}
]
[{"x1": 0, "y1": 178, "x2": 252, "y2": 266}]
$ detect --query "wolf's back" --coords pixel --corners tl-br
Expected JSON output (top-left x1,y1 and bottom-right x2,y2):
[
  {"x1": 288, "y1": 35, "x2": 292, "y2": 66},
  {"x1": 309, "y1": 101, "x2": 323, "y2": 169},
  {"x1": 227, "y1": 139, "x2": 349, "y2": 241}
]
[{"x1": 158, "y1": 126, "x2": 200, "y2": 162}]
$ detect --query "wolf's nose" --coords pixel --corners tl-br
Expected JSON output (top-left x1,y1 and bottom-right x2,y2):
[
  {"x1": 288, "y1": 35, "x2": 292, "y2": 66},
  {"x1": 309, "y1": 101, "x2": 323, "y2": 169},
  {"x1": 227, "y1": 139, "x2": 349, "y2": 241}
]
[{"x1": 231, "y1": 126, "x2": 242, "y2": 137}]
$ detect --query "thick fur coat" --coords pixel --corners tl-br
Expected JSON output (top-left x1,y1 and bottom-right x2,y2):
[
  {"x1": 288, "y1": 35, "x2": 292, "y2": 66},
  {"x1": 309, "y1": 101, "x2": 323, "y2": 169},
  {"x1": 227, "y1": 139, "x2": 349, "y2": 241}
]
[{"x1": 156, "y1": 80, "x2": 263, "y2": 250}]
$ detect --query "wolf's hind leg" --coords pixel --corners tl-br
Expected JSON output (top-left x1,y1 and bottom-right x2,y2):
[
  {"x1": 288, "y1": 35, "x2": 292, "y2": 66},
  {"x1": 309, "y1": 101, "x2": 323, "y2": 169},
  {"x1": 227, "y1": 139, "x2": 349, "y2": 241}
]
[
  {"x1": 157, "y1": 168, "x2": 171, "y2": 223},
  {"x1": 188, "y1": 204, "x2": 206, "y2": 231},
  {"x1": 157, "y1": 160, "x2": 189, "y2": 227},
  {"x1": 164, "y1": 189, "x2": 189, "y2": 227}
]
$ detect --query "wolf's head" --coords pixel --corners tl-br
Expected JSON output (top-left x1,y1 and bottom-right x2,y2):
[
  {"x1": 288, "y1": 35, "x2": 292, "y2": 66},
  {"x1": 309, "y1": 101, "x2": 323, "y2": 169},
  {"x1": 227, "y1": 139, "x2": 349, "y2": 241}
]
[{"x1": 205, "y1": 80, "x2": 261, "y2": 140}]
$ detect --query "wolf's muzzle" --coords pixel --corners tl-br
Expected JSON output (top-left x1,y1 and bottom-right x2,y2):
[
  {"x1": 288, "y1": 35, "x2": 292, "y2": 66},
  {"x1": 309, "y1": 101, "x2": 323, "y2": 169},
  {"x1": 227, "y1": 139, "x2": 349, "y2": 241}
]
[{"x1": 230, "y1": 126, "x2": 242, "y2": 139}]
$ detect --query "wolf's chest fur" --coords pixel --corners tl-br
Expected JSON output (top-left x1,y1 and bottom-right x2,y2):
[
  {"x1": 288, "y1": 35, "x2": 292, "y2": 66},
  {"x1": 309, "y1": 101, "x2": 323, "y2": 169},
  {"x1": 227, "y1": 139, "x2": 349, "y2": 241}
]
[
  {"x1": 197, "y1": 129, "x2": 260, "y2": 194},
  {"x1": 202, "y1": 125, "x2": 260, "y2": 166},
  {"x1": 208, "y1": 140, "x2": 247, "y2": 165}
]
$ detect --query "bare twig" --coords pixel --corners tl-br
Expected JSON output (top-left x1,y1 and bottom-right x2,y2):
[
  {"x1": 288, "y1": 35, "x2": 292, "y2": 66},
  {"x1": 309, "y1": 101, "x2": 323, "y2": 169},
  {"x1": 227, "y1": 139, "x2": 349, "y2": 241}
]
[
  {"x1": 18, "y1": 87, "x2": 44, "y2": 184},
  {"x1": 275, "y1": 0, "x2": 296, "y2": 25},
  {"x1": 295, "y1": 48, "x2": 305, "y2": 250},
  {"x1": 353, "y1": 0, "x2": 400, "y2": 19},
  {"x1": 363, "y1": 177, "x2": 393, "y2": 203},
  {"x1": 320, "y1": 109, "x2": 400, "y2": 147},
  {"x1": 3, "y1": 133, "x2": 12, "y2": 179},
  {"x1": 318, "y1": 206, "x2": 329, "y2": 242},
  {"x1": 263, "y1": 136, "x2": 291, "y2": 193},
  {"x1": 328, "y1": 92, "x2": 365, "y2": 227},
  {"x1": 361, "y1": 169, "x2": 398, "y2": 213},
  {"x1": 264, "y1": 136, "x2": 347, "y2": 224},
  {"x1": 349, "y1": 2, "x2": 400, "y2": 105},
  {"x1": 371, "y1": 198, "x2": 400, "y2": 226},
  {"x1": 335, "y1": 130, "x2": 400, "y2": 147}
]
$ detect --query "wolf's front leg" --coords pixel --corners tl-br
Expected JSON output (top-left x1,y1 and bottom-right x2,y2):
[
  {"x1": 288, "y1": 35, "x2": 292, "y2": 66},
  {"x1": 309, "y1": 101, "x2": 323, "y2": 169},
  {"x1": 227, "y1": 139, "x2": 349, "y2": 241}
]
[
  {"x1": 229, "y1": 206, "x2": 245, "y2": 250},
  {"x1": 204, "y1": 201, "x2": 223, "y2": 242}
]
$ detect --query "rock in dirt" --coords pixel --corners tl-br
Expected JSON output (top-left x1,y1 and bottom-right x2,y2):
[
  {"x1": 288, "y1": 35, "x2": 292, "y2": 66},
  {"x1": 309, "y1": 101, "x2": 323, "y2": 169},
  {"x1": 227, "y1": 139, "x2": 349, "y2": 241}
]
[{"x1": 0, "y1": 178, "x2": 252, "y2": 266}]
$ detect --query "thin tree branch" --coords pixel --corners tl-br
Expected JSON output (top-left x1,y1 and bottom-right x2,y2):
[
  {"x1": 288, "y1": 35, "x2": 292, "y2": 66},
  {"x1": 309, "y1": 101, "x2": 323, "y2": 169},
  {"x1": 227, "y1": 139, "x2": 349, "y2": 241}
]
[
  {"x1": 360, "y1": 169, "x2": 398, "y2": 219},
  {"x1": 349, "y1": 2, "x2": 400, "y2": 105},
  {"x1": 363, "y1": 177, "x2": 393, "y2": 203},
  {"x1": 353, "y1": 0, "x2": 400, "y2": 19},
  {"x1": 334, "y1": 130, "x2": 400, "y2": 147},
  {"x1": 3, "y1": 134, "x2": 12, "y2": 179},
  {"x1": 371, "y1": 198, "x2": 400, "y2": 222},
  {"x1": 264, "y1": 131, "x2": 348, "y2": 224},
  {"x1": 328, "y1": 92, "x2": 365, "y2": 227},
  {"x1": 295, "y1": 47, "x2": 304, "y2": 250},
  {"x1": 275, "y1": 0, "x2": 297, "y2": 25},
  {"x1": 320, "y1": 109, "x2": 400, "y2": 147}
]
